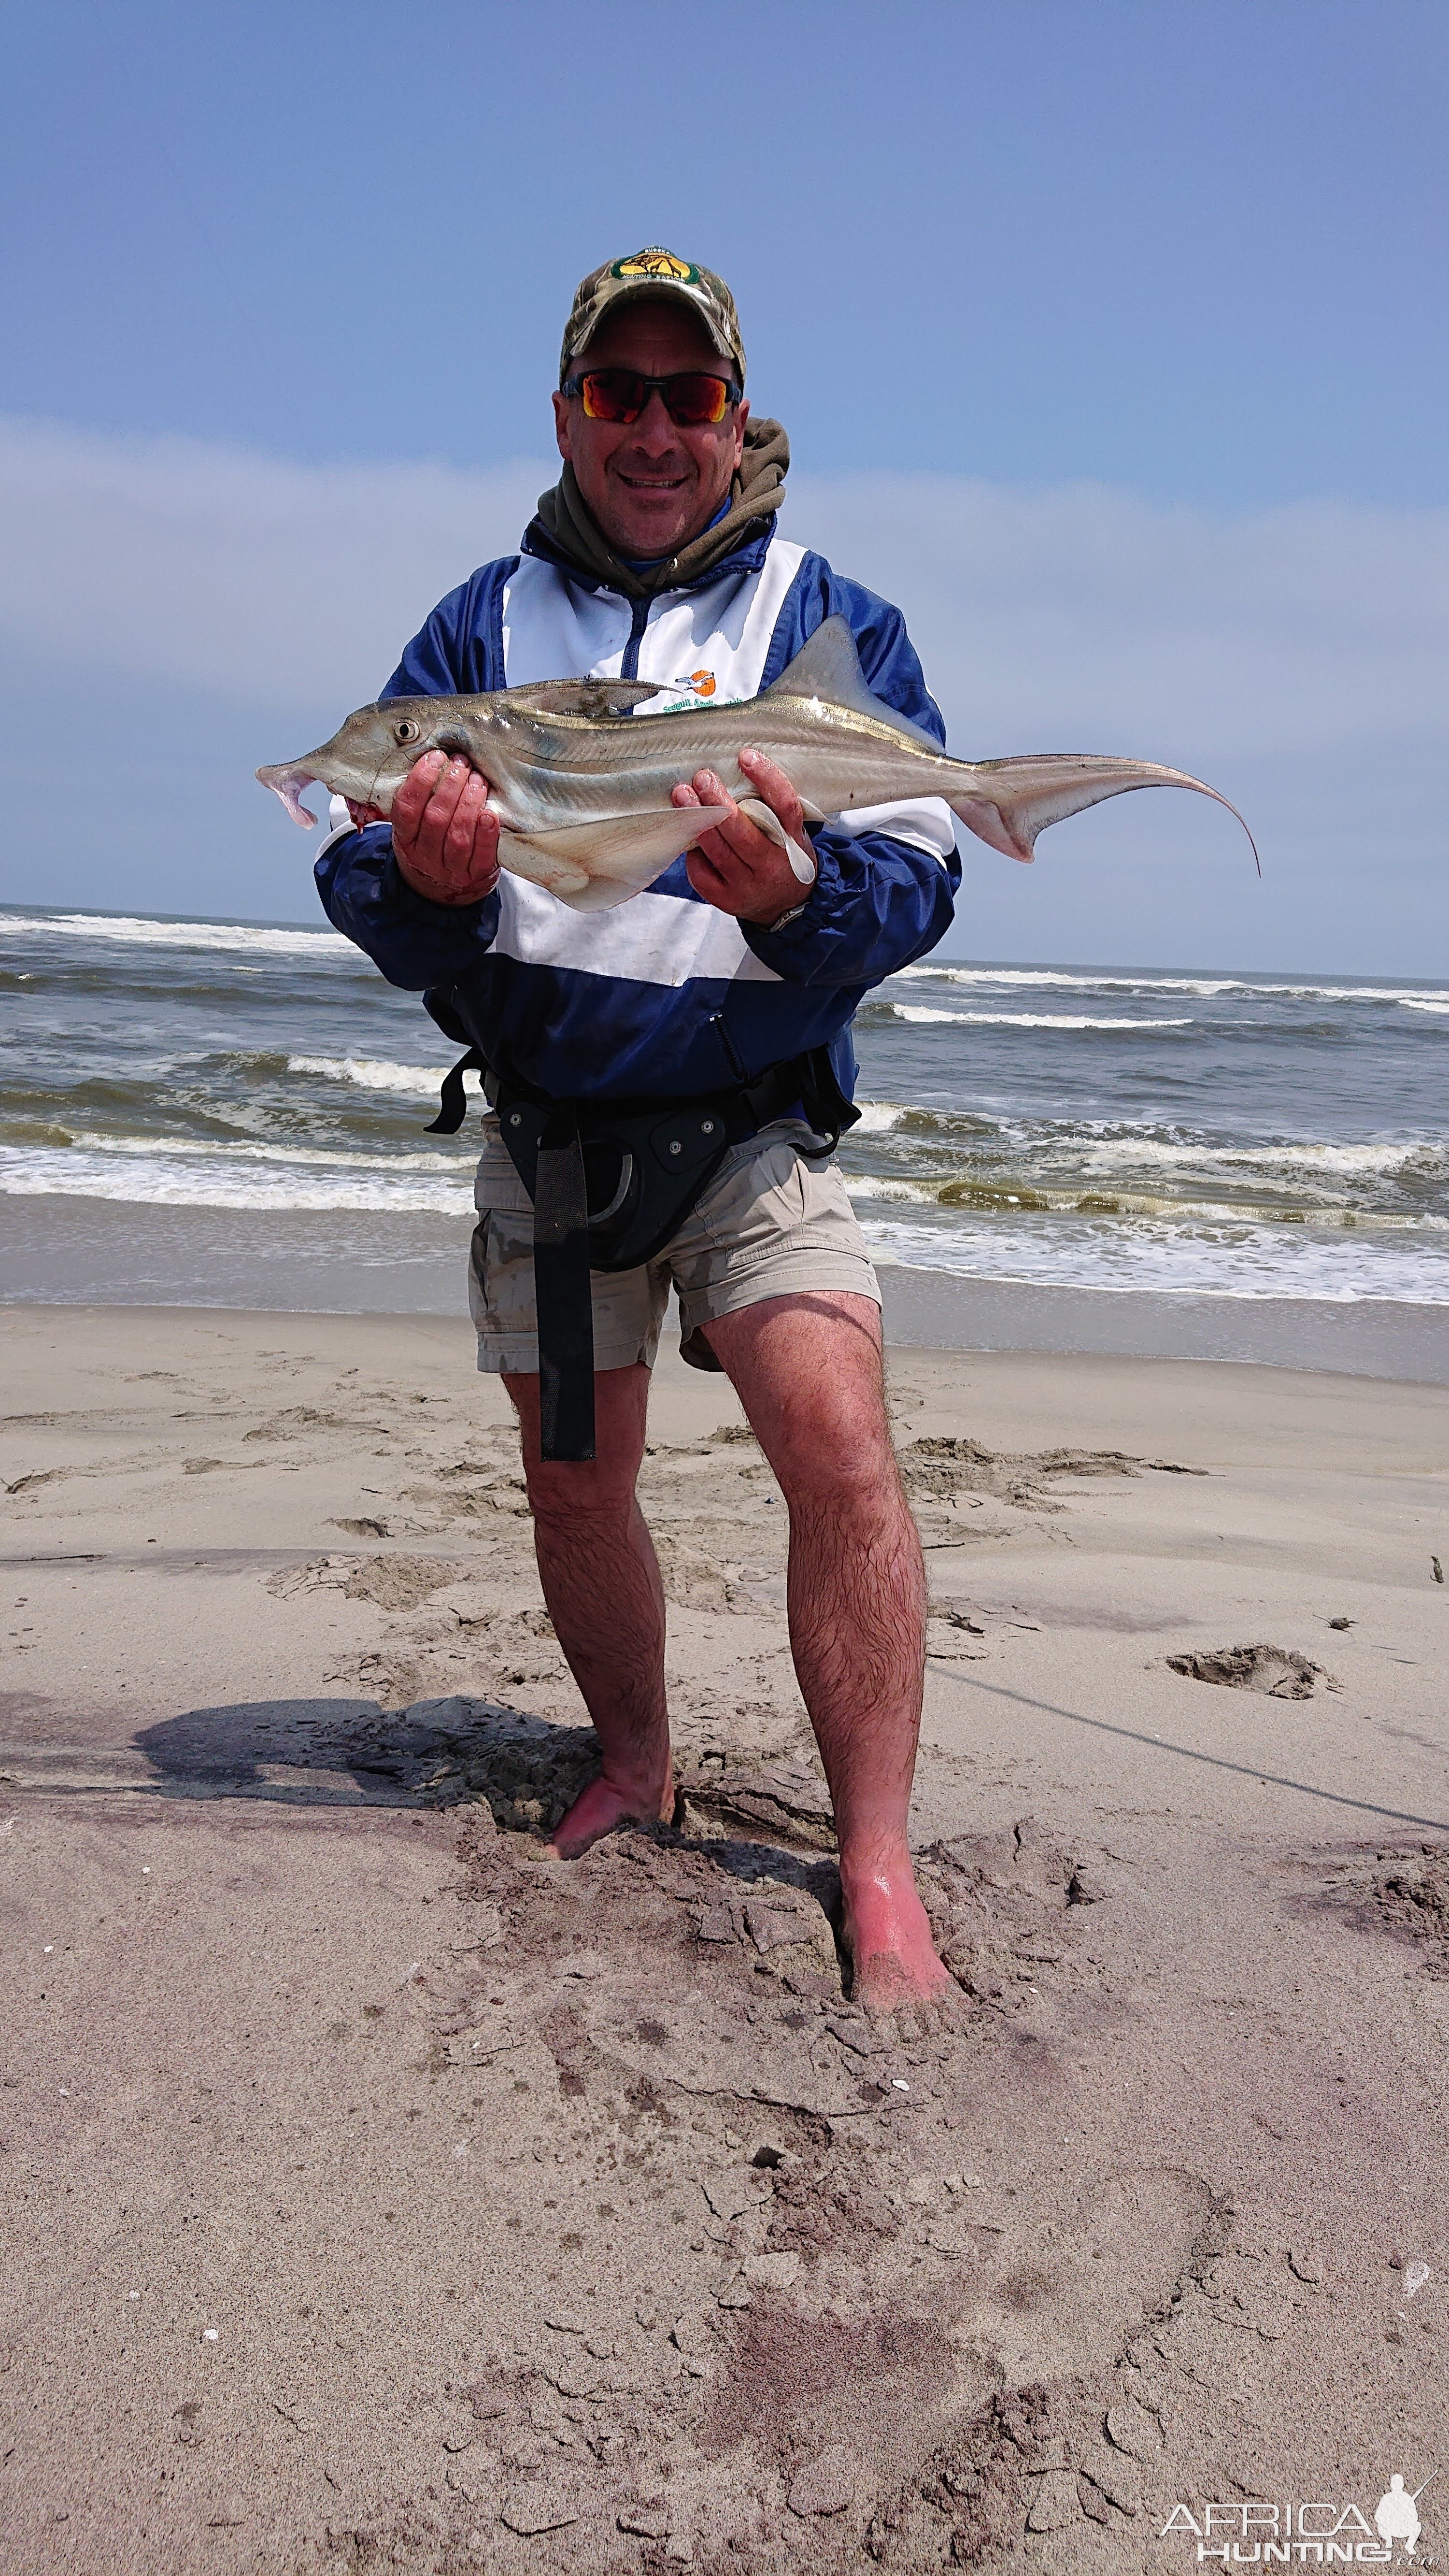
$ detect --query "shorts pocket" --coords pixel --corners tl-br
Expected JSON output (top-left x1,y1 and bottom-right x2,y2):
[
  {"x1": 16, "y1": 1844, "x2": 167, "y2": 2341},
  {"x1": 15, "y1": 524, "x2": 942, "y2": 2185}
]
[
  {"x1": 467, "y1": 1216, "x2": 493, "y2": 1336},
  {"x1": 468, "y1": 1207, "x2": 536, "y2": 1340},
  {"x1": 705, "y1": 1139, "x2": 808, "y2": 1240},
  {"x1": 669, "y1": 1139, "x2": 815, "y2": 1297},
  {"x1": 472, "y1": 1127, "x2": 533, "y2": 1219}
]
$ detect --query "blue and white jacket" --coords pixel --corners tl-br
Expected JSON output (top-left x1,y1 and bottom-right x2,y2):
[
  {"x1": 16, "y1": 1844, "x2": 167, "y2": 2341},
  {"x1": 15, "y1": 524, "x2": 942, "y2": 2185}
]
[{"x1": 315, "y1": 520, "x2": 960, "y2": 1104}]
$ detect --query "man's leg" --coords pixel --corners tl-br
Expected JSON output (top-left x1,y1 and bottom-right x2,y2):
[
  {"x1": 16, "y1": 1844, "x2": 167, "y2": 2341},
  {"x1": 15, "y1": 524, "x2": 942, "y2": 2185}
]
[
  {"x1": 503, "y1": 1363, "x2": 674, "y2": 1857},
  {"x1": 702, "y1": 1291, "x2": 950, "y2": 2011}
]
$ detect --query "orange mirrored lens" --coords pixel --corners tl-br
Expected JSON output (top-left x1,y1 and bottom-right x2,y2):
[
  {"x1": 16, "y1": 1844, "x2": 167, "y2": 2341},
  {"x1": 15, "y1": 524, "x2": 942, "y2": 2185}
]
[
  {"x1": 579, "y1": 370, "x2": 732, "y2": 427},
  {"x1": 579, "y1": 372, "x2": 643, "y2": 422},
  {"x1": 660, "y1": 374, "x2": 732, "y2": 425}
]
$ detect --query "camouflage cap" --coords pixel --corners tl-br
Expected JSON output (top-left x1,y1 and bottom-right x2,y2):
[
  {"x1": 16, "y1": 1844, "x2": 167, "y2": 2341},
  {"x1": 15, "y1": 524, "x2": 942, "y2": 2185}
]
[{"x1": 560, "y1": 247, "x2": 746, "y2": 386}]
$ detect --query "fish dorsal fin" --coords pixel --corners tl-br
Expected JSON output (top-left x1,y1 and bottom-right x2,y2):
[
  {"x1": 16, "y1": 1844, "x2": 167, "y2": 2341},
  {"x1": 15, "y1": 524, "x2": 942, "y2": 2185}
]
[
  {"x1": 765, "y1": 614, "x2": 943, "y2": 751},
  {"x1": 500, "y1": 677, "x2": 657, "y2": 720},
  {"x1": 766, "y1": 616, "x2": 878, "y2": 709}
]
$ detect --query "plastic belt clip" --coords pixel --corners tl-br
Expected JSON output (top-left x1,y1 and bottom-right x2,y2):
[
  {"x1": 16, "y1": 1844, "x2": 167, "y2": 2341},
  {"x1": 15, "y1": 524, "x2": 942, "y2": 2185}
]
[{"x1": 532, "y1": 1110, "x2": 596, "y2": 1462}]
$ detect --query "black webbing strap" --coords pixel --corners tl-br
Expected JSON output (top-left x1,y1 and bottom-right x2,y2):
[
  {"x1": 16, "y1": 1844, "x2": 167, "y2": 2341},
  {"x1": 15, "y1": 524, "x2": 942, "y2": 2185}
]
[
  {"x1": 425, "y1": 1047, "x2": 486, "y2": 1136},
  {"x1": 532, "y1": 1110, "x2": 596, "y2": 1463},
  {"x1": 419, "y1": 1028, "x2": 862, "y2": 1467}
]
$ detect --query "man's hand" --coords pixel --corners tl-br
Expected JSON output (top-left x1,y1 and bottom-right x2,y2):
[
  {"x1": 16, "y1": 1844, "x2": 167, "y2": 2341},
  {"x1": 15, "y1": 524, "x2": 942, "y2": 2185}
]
[
  {"x1": 671, "y1": 748, "x2": 814, "y2": 925},
  {"x1": 350, "y1": 750, "x2": 500, "y2": 907}
]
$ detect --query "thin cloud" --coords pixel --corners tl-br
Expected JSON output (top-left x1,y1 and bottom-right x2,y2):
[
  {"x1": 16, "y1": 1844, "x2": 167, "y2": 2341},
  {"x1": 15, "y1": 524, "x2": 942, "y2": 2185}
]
[
  {"x1": 0, "y1": 415, "x2": 1444, "y2": 964},
  {"x1": 796, "y1": 475, "x2": 1449, "y2": 763},
  {"x1": 4, "y1": 415, "x2": 1446, "y2": 757},
  {"x1": 0, "y1": 416, "x2": 541, "y2": 709}
]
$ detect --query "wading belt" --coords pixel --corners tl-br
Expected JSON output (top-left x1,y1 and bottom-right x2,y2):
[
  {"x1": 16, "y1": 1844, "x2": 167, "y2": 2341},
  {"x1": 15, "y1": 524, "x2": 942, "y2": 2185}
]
[{"x1": 424, "y1": 1041, "x2": 859, "y2": 1464}]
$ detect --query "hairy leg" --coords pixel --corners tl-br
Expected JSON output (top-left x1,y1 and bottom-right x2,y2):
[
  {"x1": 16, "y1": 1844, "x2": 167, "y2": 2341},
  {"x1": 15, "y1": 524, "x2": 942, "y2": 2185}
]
[
  {"x1": 702, "y1": 1293, "x2": 950, "y2": 2009},
  {"x1": 503, "y1": 1363, "x2": 673, "y2": 1856}
]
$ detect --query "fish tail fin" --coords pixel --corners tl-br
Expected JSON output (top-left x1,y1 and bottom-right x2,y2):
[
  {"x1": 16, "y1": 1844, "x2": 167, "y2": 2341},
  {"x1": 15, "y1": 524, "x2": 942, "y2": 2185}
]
[{"x1": 946, "y1": 758, "x2": 1261, "y2": 872}]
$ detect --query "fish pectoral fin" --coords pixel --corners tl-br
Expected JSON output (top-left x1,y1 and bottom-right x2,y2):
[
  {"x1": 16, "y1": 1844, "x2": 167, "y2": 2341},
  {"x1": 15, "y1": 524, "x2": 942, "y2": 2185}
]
[
  {"x1": 499, "y1": 678, "x2": 660, "y2": 720},
  {"x1": 946, "y1": 757, "x2": 1260, "y2": 871},
  {"x1": 496, "y1": 829, "x2": 598, "y2": 905},
  {"x1": 736, "y1": 796, "x2": 818, "y2": 888},
  {"x1": 497, "y1": 806, "x2": 732, "y2": 912},
  {"x1": 764, "y1": 616, "x2": 944, "y2": 753}
]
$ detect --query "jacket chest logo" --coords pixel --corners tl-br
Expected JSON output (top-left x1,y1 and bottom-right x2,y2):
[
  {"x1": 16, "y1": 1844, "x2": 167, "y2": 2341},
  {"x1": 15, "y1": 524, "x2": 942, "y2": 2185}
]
[{"x1": 637, "y1": 667, "x2": 740, "y2": 716}]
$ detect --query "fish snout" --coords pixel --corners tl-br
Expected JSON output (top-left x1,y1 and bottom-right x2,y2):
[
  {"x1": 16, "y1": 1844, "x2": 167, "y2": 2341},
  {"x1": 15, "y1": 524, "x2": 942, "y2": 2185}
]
[{"x1": 256, "y1": 758, "x2": 324, "y2": 829}]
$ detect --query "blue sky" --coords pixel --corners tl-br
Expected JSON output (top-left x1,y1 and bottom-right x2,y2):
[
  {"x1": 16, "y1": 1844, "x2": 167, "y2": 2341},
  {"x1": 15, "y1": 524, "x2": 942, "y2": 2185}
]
[{"x1": 2, "y1": 0, "x2": 1445, "y2": 969}]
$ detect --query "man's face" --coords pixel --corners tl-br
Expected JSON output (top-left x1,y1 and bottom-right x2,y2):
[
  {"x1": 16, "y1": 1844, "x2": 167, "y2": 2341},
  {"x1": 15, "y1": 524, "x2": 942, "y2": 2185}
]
[{"x1": 552, "y1": 301, "x2": 748, "y2": 562}]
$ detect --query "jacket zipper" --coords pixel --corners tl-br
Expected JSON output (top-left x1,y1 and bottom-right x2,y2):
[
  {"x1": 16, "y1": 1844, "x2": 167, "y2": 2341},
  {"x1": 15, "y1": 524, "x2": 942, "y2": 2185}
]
[
  {"x1": 620, "y1": 593, "x2": 652, "y2": 681},
  {"x1": 625, "y1": 587, "x2": 738, "y2": 1084},
  {"x1": 709, "y1": 1012, "x2": 748, "y2": 1082}
]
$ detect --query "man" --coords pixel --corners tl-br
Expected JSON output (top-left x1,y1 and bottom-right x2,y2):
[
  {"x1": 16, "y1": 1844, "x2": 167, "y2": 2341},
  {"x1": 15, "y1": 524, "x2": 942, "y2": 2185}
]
[{"x1": 317, "y1": 247, "x2": 960, "y2": 2009}]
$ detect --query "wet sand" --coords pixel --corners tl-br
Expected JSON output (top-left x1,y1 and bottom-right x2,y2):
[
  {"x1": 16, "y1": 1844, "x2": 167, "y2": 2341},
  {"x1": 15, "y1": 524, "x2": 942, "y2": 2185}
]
[
  {"x1": 2, "y1": 1303, "x2": 1447, "y2": 2573},
  {"x1": 8, "y1": 1197, "x2": 1448, "y2": 1385}
]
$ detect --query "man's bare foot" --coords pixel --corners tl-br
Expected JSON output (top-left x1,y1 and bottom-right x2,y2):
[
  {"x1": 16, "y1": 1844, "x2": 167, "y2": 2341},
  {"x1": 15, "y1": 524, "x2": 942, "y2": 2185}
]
[
  {"x1": 547, "y1": 1769, "x2": 676, "y2": 1860},
  {"x1": 840, "y1": 1852, "x2": 953, "y2": 2013}
]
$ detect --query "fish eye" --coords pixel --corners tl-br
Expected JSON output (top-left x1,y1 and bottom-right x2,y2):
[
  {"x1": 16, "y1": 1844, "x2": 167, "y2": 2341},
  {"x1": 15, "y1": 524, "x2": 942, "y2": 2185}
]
[{"x1": 394, "y1": 718, "x2": 422, "y2": 745}]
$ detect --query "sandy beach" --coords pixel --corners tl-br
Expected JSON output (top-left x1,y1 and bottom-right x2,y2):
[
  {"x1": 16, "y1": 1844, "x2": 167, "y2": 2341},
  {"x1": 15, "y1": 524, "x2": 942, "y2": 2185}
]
[{"x1": 3, "y1": 1301, "x2": 1448, "y2": 2574}]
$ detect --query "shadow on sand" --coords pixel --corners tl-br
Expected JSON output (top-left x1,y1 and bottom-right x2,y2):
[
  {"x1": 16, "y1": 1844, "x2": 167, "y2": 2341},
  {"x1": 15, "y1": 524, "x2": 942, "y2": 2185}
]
[
  {"x1": 128, "y1": 1700, "x2": 843, "y2": 1912},
  {"x1": 131, "y1": 1691, "x2": 598, "y2": 1820}
]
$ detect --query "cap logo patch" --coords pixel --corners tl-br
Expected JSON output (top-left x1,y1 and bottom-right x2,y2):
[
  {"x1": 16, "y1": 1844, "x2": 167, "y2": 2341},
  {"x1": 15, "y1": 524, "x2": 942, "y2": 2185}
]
[{"x1": 612, "y1": 250, "x2": 699, "y2": 285}]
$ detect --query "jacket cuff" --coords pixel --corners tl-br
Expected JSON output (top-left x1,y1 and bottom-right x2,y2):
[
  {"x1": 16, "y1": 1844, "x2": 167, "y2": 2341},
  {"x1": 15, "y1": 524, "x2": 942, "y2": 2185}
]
[
  {"x1": 738, "y1": 834, "x2": 837, "y2": 967},
  {"x1": 380, "y1": 846, "x2": 490, "y2": 930},
  {"x1": 313, "y1": 794, "x2": 361, "y2": 869},
  {"x1": 321, "y1": 801, "x2": 491, "y2": 932}
]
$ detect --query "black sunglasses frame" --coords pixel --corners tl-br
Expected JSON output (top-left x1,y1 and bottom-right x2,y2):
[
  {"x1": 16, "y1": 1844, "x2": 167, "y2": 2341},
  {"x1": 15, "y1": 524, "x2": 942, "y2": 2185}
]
[{"x1": 560, "y1": 367, "x2": 743, "y2": 426}]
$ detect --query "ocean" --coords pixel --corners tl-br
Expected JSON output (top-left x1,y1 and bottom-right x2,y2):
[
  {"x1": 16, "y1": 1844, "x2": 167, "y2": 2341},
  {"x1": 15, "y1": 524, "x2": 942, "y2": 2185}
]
[{"x1": 4, "y1": 903, "x2": 1447, "y2": 1376}]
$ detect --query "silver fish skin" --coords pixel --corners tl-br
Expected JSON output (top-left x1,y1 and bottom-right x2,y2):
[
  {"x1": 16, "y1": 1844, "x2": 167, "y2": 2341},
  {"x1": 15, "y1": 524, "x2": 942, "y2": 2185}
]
[{"x1": 257, "y1": 617, "x2": 1257, "y2": 913}]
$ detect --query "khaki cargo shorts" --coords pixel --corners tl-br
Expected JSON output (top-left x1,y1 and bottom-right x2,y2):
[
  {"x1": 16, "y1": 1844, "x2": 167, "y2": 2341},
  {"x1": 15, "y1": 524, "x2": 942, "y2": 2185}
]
[{"x1": 468, "y1": 1115, "x2": 880, "y2": 1377}]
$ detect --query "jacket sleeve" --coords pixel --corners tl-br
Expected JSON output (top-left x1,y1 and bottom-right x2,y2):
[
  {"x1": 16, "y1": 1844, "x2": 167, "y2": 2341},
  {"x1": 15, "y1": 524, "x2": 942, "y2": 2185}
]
[
  {"x1": 739, "y1": 818, "x2": 957, "y2": 988},
  {"x1": 316, "y1": 826, "x2": 499, "y2": 992},
  {"x1": 312, "y1": 558, "x2": 515, "y2": 983},
  {"x1": 743, "y1": 562, "x2": 961, "y2": 987},
  {"x1": 381, "y1": 558, "x2": 515, "y2": 698}
]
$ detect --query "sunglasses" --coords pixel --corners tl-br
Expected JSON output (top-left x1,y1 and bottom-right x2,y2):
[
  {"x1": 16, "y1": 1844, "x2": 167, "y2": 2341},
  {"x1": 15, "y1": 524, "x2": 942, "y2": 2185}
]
[{"x1": 561, "y1": 367, "x2": 742, "y2": 427}]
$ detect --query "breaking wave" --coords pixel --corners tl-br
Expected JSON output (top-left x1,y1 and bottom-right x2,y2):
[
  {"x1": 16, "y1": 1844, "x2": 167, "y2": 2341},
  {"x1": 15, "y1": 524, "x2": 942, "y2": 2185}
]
[
  {"x1": 856, "y1": 1211, "x2": 1449, "y2": 1304},
  {"x1": 894, "y1": 962, "x2": 1449, "y2": 1009},
  {"x1": 881, "y1": 1006, "x2": 1193, "y2": 1030},
  {"x1": 288, "y1": 1054, "x2": 457, "y2": 1095},
  {"x1": 4, "y1": 904, "x2": 1446, "y2": 1313},
  {"x1": 1, "y1": 908, "x2": 354, "y2": 958},
  {"x1": 0, "y1": 1138, "x2": 471, "y2": 1215}
]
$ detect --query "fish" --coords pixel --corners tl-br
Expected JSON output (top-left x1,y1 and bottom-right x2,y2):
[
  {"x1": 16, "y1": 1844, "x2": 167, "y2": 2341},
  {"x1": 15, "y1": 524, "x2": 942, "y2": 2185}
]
[{"x1": 256, "y1": 616, "x2": 1257, "y2": 912}]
